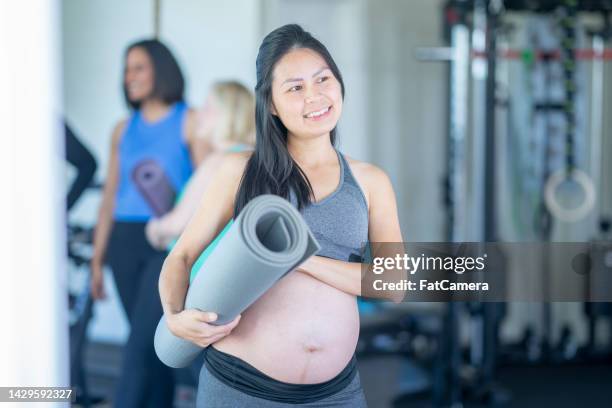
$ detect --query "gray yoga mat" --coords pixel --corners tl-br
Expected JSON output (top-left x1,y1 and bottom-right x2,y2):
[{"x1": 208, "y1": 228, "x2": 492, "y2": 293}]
[{"x1": 154, "y1": 194, "x2": 320, "y2": 368}]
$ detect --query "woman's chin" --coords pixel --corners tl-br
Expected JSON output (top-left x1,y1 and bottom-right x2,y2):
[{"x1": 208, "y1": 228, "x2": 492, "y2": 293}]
[
  {"x1": 127, "y1": 93, "x2": 147, "y2": 104},
  {"x1": 308, "y1": 123, "x2": 337, "y2": 138},
  {"x1": 291, "y1": 122, "x2": 339, "y2": 139},
  {"x1": 290, "y1": 130, "x2": 336, "y2": 141}
]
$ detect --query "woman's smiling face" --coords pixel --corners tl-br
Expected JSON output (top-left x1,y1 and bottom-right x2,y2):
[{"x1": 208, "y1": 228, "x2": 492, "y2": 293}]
[
  {"x1": 270, "y1": 48, "x2": 343, "y2": 140},
  {"x1": 124, "y1": 47, "x2": 155, "y2": 103}
]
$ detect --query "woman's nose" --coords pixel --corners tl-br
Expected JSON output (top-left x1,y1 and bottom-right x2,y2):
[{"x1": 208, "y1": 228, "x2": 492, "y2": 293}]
[{"x1": 304, "y1": 89, "x2": 321, "y2": 104}]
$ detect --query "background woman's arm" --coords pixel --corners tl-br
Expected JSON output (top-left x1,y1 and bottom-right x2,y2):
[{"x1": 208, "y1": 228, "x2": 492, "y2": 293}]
[{"x1": 90, "y1": 120, "x2": 125, "y2": 299}]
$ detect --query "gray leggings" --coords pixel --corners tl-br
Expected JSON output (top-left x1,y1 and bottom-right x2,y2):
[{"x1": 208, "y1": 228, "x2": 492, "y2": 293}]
[{"x1": 196, "y1": 363, "x2": 368, "y2": 407}]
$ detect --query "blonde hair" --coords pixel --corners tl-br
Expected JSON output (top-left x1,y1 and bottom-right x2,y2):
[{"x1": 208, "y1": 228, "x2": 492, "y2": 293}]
[{"x1": 209, "y1": 81, "x2": 255, "y2": 145}]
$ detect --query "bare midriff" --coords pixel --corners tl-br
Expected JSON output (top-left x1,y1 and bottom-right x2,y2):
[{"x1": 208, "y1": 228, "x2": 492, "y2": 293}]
[{"x1": 213, "y1": 269, "x2": 360, "y2": 384}]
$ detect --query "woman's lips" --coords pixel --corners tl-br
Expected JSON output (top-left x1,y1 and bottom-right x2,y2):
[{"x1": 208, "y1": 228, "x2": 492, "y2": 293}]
[{"x1": 303, "y1": 106, "x2": 332, "y2": 121}]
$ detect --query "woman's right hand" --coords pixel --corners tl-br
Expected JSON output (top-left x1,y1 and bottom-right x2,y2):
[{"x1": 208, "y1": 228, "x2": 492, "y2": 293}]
[
  {"x1": 166, "y1": 310, "x2": 241, "y2": 348},
  {"x1": 90, "y1": 261, "x2": 107, "y2": 300}
]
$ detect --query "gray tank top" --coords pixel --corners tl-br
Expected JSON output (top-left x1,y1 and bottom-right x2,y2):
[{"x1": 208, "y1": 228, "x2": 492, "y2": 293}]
[{"x1": 292, "y1": 150, "x2": 369, "y2": 262}]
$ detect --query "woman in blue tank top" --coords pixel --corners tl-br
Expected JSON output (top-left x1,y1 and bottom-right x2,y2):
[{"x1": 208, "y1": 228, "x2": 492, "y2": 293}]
[
  {"x1": 90, "y1": 39, "x2": 207, "y2": 408},
  {"x1": 159, "y1": 25, "x2": 405, "y2": 407}
]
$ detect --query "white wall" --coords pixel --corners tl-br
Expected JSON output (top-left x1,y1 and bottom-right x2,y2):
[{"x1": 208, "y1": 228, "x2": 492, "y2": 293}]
[
  {"x1": 366, "y1": 0, "x2": 447, "y2": 241},
  {"x1": 161, "y1": 0, "x2": 260, "y2": 105}
]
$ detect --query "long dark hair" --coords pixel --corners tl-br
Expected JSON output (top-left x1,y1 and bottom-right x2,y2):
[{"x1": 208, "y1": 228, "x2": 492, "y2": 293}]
[
  {"x1": 123, "y1": 39, "x2": 185, "y2": 110},
  {"x1": 234, "y1": 24, "x2": 345, "y2": 215}
]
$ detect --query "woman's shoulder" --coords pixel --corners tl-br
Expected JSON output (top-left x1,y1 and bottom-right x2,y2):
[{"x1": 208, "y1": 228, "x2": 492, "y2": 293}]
[
  {"x1": 110, "y1": 118, "x2": 129, "y2": 146},
  {"x1": 218, "y1": 151, "x2": 252, "y2": 176},
  {"x1": 342, "y1": 154, "x2": 396, "y2": 209},
  {"x1": 113, "y1": 117, "x2": 129, "y2": 130},
  {"x1": 344, "y1": 155, "x2": 391, "y2": 186}
]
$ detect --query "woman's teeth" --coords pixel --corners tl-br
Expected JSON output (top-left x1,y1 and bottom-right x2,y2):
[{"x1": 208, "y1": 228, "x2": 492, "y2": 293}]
[{"x1": 305, "y1": 106, "x2": 330, "y2": 118}]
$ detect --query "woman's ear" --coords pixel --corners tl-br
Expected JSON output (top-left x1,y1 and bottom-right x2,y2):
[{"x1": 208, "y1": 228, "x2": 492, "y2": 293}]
[{"x1": 270, "y1": 102, "x2": 278, "y2": 116}]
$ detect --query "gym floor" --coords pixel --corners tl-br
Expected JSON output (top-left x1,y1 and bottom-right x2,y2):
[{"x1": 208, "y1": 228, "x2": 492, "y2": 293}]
[{"x1": 80, "y1": 342, "x2": 612, "y2": 408}]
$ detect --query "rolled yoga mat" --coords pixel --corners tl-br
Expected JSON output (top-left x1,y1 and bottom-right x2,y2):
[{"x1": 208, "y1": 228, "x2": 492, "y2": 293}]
[
  {"x1": 154, "y1": 194, "x2": 321, "y2": 368},
  {"x1": 131, "y1": 159, "x2": 176, "y2": 217}
]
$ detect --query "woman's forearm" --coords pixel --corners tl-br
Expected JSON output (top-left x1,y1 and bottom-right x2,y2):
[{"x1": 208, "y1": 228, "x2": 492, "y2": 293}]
[
  {"x1": 297, "y1": 256, "x2": 362, "y2": 296},
  {"x1": 159, "y1": 252, "x2": 191, "y2": 316},
  {"x1": 298, "y1": 256, "x2": 405, "y2": 302},
  {"x1": 91, "y1": 196, "x2": 115, "y2": 265},
  {"x1": 93, "y1": 120, "x2": 124, "y2": 265}
]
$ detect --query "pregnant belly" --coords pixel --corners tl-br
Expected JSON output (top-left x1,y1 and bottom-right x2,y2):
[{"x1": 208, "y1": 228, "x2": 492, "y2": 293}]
[{"x1": 213, "y1": 270, "x2": 360, "y2": 384}]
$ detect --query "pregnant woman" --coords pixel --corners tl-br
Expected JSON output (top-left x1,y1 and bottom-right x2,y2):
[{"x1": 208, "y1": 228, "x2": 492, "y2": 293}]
[{"x1": 159, "y1": 24, "x2": 403, "y2": 407}]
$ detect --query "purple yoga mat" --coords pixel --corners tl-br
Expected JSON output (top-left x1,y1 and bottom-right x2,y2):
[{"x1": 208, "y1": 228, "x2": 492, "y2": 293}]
[{"x1": 131, "y1": 159, "x2": 176, "y2": 217}]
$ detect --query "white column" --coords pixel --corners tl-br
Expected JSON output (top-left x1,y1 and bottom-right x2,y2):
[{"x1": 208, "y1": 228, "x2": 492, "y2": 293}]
[{"x1": 0, "y1": 0, "x2": 69, "y2": 406}]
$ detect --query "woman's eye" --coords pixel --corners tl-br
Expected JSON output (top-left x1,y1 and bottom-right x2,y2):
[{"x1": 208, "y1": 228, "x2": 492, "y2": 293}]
[
  {"x1": 317, "y1": 76, "x2": 329, "y2": 83},
  {"x1": 288, "y1": 85, "x2": 302, "y2": 92}
]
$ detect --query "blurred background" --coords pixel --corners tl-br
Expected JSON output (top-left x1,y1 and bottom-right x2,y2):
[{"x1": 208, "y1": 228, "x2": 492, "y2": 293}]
[{"x1": 2, "y1": 0, "x2": 612, "y2": 407}]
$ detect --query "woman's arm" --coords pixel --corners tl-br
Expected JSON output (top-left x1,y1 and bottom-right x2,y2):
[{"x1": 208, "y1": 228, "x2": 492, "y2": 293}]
[
  {"x1": 297, "y1": 256, "x2": 362, "y2": 295},
  {"x1": 90, "y1": 120, "x2": 125, "y2": 299},
  {"x1": 159, "y1": 153, "x2": 249, "y2": 344},
  {"x1": 65, "y1": 122, "x2": 98, "y2": 211},
  {"x1": 297, "y1": 163, "x2": 405, "y2": 302}
]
